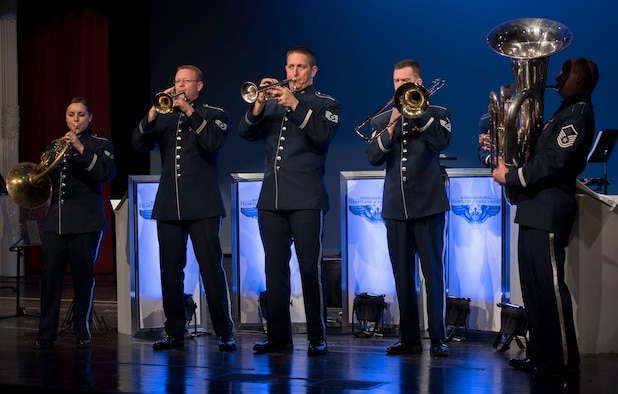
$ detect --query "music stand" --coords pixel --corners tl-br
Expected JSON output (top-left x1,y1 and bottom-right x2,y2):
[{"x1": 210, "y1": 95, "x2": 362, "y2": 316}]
[
  {"x1": 0, "y1": 172, "x2": 14, "y2": 295},
  {"x1": 587, "y1": 129, "x2": 618, "y2": 195},
  {"x1": 0, "y1": 178, "x2": 47, "y2": 319}
]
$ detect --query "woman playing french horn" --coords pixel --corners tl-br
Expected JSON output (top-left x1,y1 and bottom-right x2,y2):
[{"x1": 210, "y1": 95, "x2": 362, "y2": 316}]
[{"x1": 33, "y1": 97, "x2": 116, "y2": 351}]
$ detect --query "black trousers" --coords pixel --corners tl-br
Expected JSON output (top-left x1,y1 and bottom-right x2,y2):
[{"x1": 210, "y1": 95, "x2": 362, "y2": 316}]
[
  {"x1": 156, "y1": 217, "x2": 234, "y2": 339},
  {"x1": 38, "y1": 230, "x2": 103, "y2": 341},
  {"x1": 257, "y1": 209, "x2": 327, "y2": 343},
  {"x1": 518, "y1": 225, "x2": 579, "y2": 369},
  {"x1": 385, "y1": 213, "x2": 447, "y2": 342}
]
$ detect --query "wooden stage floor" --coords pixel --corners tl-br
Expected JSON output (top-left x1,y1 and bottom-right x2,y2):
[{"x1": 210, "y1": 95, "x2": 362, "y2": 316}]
[{"x1": 1, "y1": 273, "x2": 616, "y2": 393}]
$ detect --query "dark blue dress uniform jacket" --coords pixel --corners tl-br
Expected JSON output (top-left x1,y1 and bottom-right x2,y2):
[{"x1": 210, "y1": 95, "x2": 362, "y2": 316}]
[
  {"x1": 366, "y1": 106, "x2": 452, "y2": 219},
  {"x1": 238, "y1": 85, "x2": 341, "y2": 211},
  {"x1": 132, "y1": 97, "x2": 228, "y2": 221},
  {"x1": 505, "y1": 95, "x2": 595, "y2": 236},
  {"x1": 44, "y1": 128, "x2": 116, "y2": 234}
]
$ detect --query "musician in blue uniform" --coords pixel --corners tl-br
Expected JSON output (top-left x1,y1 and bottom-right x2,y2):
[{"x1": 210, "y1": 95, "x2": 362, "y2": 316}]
[
  {"x1": 493, "y1": 58, "x2": 599, "y2": 379},
  {"x1": 35, "y1": 97, "x2": 116, "y2": 350},
  {"x1": 132, "y1": 65, "x2": 235, "y2": 352},
  {"x1": 366, "y1": 59, "x2": 451, "y2": 357},
  {"x1": 238, "y1": 46, "x2": 341, "y2": 357}
]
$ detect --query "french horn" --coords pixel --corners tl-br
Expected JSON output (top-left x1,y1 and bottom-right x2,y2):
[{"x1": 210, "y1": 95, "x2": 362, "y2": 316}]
[{"x1": 6, "y1": 137, "x2": 71, "y2": 209}]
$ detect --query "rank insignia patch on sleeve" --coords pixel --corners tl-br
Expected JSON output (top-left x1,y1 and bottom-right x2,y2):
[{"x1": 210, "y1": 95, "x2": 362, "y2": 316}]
[{"x1": 557, "y1": 124, "x2": 578, "y2": 148}]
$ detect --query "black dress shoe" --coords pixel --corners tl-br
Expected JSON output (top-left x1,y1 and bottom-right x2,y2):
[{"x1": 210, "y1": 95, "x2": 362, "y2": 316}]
[
  {"x1": 308, "y1": 340, "x2": 328, "y2": 356},
  {"x1": 253, "y1": 340, "x2": 293, "y2": 354},
  {"x1": 386, "y1": 340, "x2": 422, "y2": 355},
  {"x1": 509, "y1": 357, "x2": 535, "y2": 371},
  {"x1": 218, "y1": 336, "x2": 236, "y2": 352},
  {"x1": 153, "y1": 335, "x2": 184, "y2": 350},
  {"x1": 430, "y1": 339, "x2": 449, "y2": 357},
  {"x1": 76, "y1": 339, "x2": 91, "y2": 349},
  {"x1": 33, "y1": 339, "x2": 54, "y2": 350}
]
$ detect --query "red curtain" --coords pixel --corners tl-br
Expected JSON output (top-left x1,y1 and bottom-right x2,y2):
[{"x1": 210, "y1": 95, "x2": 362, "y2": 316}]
[{"x1": 18, "y1": 4, "x2": 113, "y2": 274}]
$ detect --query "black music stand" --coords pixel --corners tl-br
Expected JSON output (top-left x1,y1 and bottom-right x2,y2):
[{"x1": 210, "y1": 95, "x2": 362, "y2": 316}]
[
  {"x1": 0, "y1": 173, "x2": 14, "y2": 295},
  {"x1": 0, "y1": 180, "x2": 46, "y2": 319},
  {"x1": 587, "y1": 129, "x2": 618, "y2": 195}
]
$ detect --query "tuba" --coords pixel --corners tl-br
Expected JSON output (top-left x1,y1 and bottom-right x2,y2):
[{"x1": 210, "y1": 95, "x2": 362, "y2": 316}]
[
  {"x1": 6, "y1": 137, "x2": 71, "y2": 209},
  {"x1": 486, "y1": 18, "x2": 572, "y2": 201}
]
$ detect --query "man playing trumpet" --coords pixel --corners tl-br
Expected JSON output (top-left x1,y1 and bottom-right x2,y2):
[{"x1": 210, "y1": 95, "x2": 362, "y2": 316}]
[
  {"x1": 132, "y1": 64, "x2": 236, "y2": 352},
  {"x1": 239, "y1": 46, "x2": 341, "y2": 357}
]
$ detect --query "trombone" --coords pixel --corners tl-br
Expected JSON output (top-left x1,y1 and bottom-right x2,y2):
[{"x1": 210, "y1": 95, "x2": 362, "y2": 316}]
[
  {"x1": 240, "y1": 78, "x2": 296, "y2": 103},
  {"x1": 355, "y1": 78, "x2": 445, "y2": 143},
  {"x1": 153, "y1": 90, "x2": 185, "y2": 114}
]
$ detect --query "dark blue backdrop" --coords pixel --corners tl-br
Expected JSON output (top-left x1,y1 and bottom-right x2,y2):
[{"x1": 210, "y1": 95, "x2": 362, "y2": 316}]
[{"x1": 148, "y1": 0, "x2": 617, "y2": 254}]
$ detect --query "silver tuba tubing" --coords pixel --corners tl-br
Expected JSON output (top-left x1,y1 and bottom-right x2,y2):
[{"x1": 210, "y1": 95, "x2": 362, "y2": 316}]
[{"x1": 486, "y1": 18, "x2": 572, "y2": 171}]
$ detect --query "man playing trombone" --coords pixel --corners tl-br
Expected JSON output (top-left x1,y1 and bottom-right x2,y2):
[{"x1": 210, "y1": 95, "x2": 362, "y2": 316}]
[
  {"x1": 238, "y1": 45, "x2": 341, "y2": 357},
  {"x1": 365, "y1": 59, "x2": 452, "y2": 357}
]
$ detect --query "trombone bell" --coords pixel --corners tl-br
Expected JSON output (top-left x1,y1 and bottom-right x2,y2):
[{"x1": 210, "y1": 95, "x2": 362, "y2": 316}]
[
  {"x1": 355, "y1": 79, "x2": 445, "y2": 143},
  {"x1": 395, "y1": 82, "x2": 430, "y2": 119}
]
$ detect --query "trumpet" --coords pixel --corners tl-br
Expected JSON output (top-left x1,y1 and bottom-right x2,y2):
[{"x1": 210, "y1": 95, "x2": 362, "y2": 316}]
[
  {"x1": 240, "y1": 78, "x2": 296, "y2": 103},
  {"x1": 355, "y1": 78, "x2": 445, "y2": 143},
  {"x1": 153, "y1": 90, "x2": 185, "y2": 114}
]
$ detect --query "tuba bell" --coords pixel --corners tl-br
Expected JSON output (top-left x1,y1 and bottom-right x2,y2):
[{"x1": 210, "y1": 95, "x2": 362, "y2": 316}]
[
  {"x1": 486, "y1": 18, "x2": 572, "y2": 201},
  {"x1": 6, "y1": 137, "x2": 71, "y2": 209}
]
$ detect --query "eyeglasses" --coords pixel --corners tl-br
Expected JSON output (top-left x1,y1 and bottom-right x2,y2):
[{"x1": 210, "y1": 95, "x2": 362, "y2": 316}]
[{"x1": 173, "y1": 78, "x2": 200, "y2": 85}]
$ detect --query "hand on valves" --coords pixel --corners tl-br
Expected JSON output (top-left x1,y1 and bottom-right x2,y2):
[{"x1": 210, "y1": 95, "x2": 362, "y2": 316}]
[
  {"x1": 63, "y1": 126, "x2": 84, "y2": 154},
  {"x1": 255, "y1": 78, "x2": 298, "y2": 110}
]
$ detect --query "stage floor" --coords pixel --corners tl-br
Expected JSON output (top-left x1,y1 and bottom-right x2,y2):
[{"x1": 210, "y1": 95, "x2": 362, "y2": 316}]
[{"x1": 1, "y1": 273, "x2": 616, "y2": 393}]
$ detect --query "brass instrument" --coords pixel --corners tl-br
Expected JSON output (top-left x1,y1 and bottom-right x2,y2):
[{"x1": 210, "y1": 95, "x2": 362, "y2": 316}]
[
  {"x1": 487, "y1": 18, "x2": 572, "y2": 177},
  {"x1": 355, "y1": 78, "x2": 445, "y2": 143},
  {"x1": 153, "y1": 90, "x2": 185, "y2": 114},
  {"x1": 6, "y1": 137, "x2": 71, "y2": 209},
  {"x1": 240, "y1": 78, "x2": 296, "y2": 103}
]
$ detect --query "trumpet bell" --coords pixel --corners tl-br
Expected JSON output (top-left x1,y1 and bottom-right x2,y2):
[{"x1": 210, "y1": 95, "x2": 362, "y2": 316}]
[
  {"x1": 394, "y1": 82, "x2": 430, "y2": 119},
  {"x1": 153, "y1": 91, "x2": 185, "y2": 114},
  {"x1": 153, "y1": 92, "x2": 174, "y2": 114},
  {"x1": 240, "y1": 81, "x2": 259, "y2": 103},
  {"x1": 240, "y1": 79, "x2": 297, "y2": 103}
]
